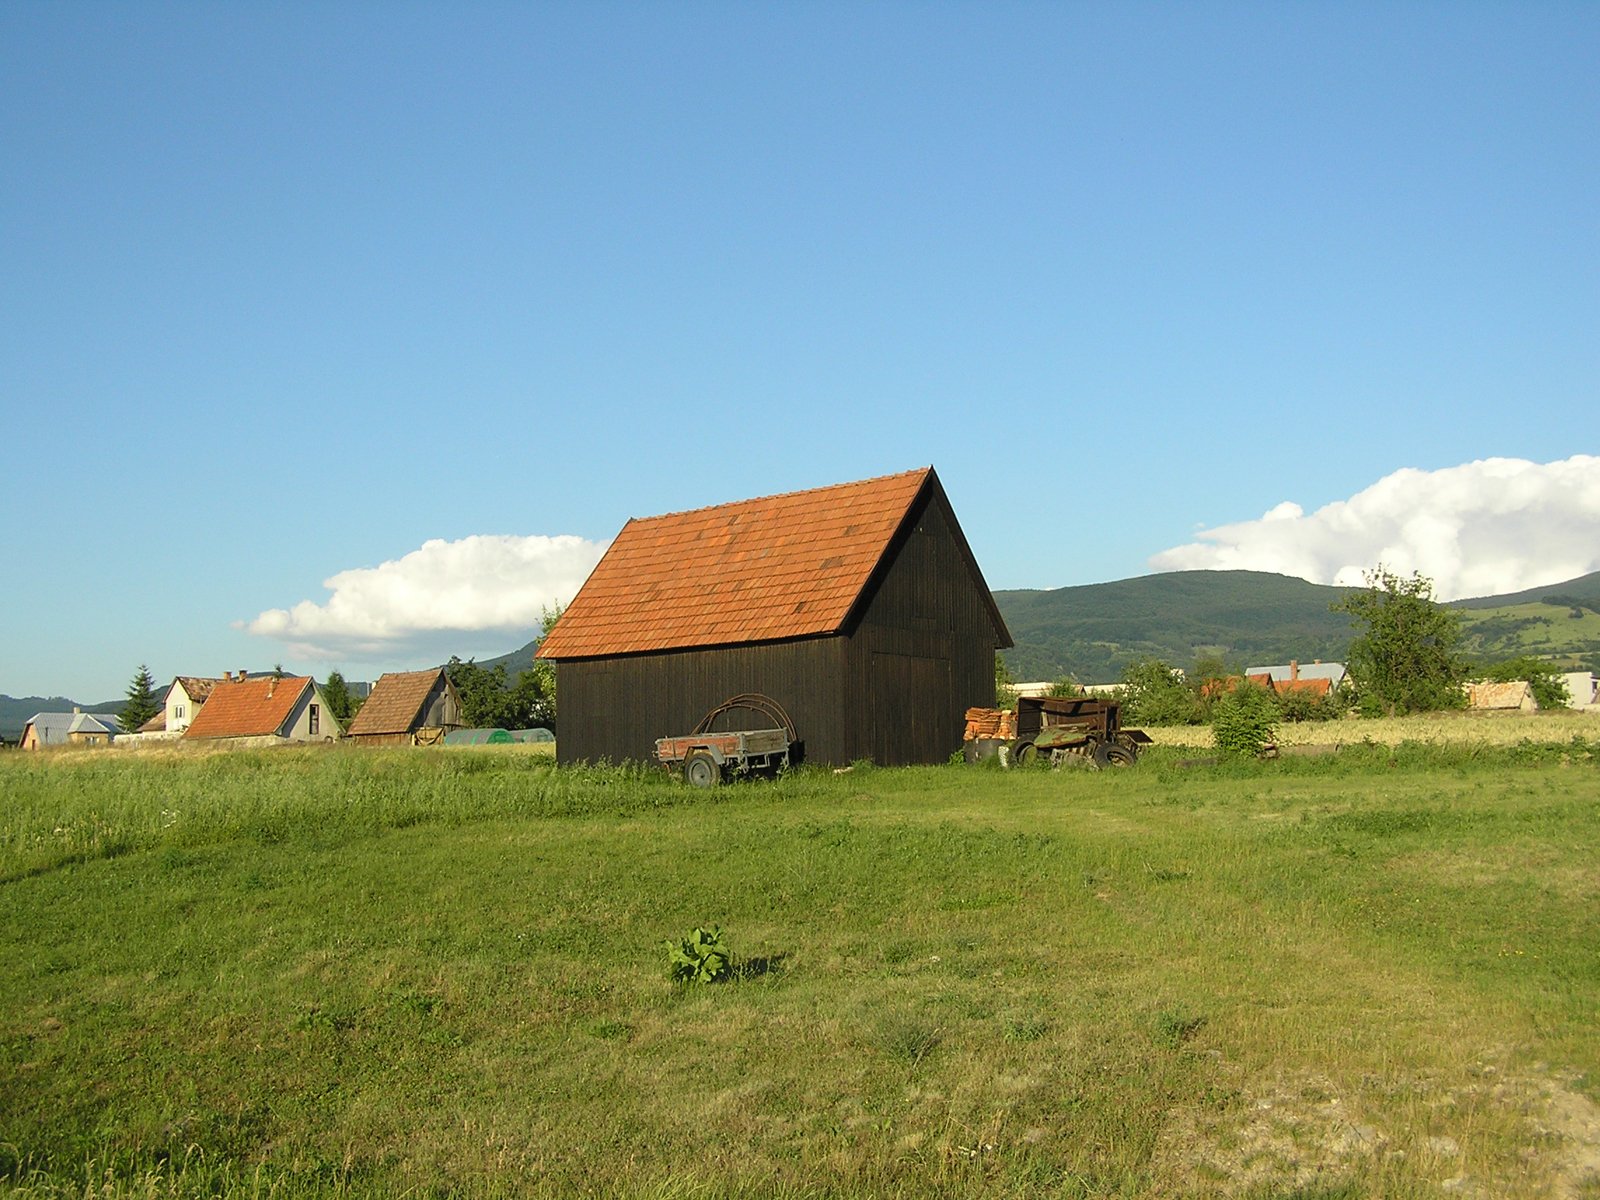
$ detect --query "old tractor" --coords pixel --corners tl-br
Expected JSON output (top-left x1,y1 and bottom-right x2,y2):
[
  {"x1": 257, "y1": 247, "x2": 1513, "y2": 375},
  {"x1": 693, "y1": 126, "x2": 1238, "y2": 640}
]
[{"x1": 1009, "y1": 695, "x2": 1150, "y2": 767}]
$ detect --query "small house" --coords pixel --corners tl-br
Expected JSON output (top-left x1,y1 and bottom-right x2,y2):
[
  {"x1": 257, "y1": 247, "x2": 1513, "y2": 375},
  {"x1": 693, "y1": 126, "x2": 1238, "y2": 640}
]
[
  {"x1": 164, "y1": 675, "x2": 226, "y2": 733},
  {"x1": 1246, "y1": 661, "x2": 1347, "y2": 692},
  {"x1": 1465, "y1": 681, "x2": 1538, "y2": 712},
  {"x1": 19, "y1": 709, "x2": 118, "y2": 750},
  {"x1": 344, "y1": 668, "x2": 464, "y2": 746},
  {"x1": 183, "y1": 675, "x2": 343, "y2": 746}
]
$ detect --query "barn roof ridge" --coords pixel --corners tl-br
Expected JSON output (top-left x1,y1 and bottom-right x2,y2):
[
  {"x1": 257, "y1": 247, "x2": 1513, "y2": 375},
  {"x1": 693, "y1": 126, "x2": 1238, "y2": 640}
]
[{"x1": 617, "y1": 466, "x2": 933, "y2": 526}]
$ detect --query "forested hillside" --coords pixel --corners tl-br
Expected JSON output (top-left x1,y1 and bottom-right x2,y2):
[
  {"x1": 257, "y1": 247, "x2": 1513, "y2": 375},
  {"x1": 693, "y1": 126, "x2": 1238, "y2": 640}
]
[{"x1": 995, "y1": 569, "x2": 1600, "y2": 684}]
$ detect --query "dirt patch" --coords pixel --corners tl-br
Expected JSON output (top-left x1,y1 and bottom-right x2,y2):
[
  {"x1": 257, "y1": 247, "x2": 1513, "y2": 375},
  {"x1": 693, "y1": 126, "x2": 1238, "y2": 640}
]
[{"x1": 1154, "y1": 1062, "x2": 1600, "y2": 1197}]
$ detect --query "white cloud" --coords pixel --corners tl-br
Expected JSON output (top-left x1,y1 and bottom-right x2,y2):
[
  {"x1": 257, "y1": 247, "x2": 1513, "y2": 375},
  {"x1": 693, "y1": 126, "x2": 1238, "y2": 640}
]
[
  {"x1": 1149, "y1": 456, "x2": 1600, "y2": 601},
  {"x1": 242, "y1": 534, "x2": 609, "y2": 659}
]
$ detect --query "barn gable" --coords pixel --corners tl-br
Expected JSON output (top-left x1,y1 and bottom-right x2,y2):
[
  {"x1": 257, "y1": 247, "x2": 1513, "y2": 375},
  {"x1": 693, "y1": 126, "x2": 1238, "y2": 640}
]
[{"x1": 539, "y1": 468, "x2": 1010, "y2": 767}]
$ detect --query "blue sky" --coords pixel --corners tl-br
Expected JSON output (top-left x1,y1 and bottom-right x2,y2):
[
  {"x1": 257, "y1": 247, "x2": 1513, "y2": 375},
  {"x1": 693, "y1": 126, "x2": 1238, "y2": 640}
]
[{"x1": 3, "y1": 2, "x2": 1596, "y2": 701}]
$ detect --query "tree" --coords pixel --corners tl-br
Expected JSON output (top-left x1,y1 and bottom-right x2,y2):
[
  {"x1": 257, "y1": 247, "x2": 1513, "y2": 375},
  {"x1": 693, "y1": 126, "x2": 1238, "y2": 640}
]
[
  {"x1": 1116, "y1": 658, "x2": 1202, "y2": 726},
  {"x1": 1333, "y1": 567, "x2": 1466, "y2": 715},
  {"x1": 322, "y1": 670, "x2": 361, "y2": 723},
  {"x1": 119, "y1": 664, "x2": 161, "y2": 733},
  {"x1": 447, "y1": 657, "x2": 556, "y2": 731}
]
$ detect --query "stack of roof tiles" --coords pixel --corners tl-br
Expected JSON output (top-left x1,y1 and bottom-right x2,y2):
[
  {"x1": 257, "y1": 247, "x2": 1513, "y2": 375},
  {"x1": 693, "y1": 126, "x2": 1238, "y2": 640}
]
[{"x1": 963, "y1": 707, "x2": 1018, "y2": 741}]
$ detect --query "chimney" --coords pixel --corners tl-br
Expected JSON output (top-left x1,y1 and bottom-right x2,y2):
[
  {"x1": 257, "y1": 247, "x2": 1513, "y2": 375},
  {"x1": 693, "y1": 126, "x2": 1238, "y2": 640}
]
[{"x1": 238, "y1": 669, "x2": 247, "y2": 682}]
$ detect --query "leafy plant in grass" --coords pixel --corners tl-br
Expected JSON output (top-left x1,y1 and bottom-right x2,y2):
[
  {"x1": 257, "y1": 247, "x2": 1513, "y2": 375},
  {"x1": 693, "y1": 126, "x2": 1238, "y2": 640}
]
[
  {"x1": 1211, "y1": 680, "x2": 1278, "y2": 757},
  {"x1": 666, "y1": 926, "x2": 732, "y2": 984}
]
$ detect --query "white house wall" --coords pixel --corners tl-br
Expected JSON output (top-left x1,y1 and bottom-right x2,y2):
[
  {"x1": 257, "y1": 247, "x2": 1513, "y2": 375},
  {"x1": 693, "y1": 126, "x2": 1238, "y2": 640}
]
[
  {"x1": 279, "y1": 682, "x2": 343, "y2": 742},
  {"x1": 165, "y1": 681, "x2": 203, "y2": 733}
]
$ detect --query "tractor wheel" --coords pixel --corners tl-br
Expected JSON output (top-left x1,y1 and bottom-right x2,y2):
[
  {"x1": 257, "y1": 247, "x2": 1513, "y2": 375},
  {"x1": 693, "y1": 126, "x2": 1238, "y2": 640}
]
[
  {"x1": 1101, "y1": 742, "x2": 1138, "y2": 767},
  {"x1": 683, "y1": 751, "x2": 722, "y2": 788}
]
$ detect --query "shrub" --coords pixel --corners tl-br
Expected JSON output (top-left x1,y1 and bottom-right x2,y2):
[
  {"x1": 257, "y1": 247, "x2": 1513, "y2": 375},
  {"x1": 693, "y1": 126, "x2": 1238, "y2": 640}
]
[
  {"x1": 1211, "y1": 682, "x2": 1277, "y2": 757},
  {"x1": 1117, "y1": 659, "x2": 1203, "y2": 726}
]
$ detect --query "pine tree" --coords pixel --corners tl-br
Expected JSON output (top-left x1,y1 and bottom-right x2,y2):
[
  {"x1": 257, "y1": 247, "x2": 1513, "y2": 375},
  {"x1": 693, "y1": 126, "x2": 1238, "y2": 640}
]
[
  {"x1": 322, "y1": 670, "x2": 359, "y2": 723},
  {"x1": 120, "y1": 664, "x2": 162, "y2": 733}
]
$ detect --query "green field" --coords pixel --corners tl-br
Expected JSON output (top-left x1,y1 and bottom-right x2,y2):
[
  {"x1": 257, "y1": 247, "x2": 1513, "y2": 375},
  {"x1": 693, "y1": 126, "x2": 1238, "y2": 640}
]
[
  {"x1": 1457, "y1": 601, "x2": 1600, "y2": 667},
  {"x1": 2, "y1": 742, "x2": 1598, "y2": 1199}
]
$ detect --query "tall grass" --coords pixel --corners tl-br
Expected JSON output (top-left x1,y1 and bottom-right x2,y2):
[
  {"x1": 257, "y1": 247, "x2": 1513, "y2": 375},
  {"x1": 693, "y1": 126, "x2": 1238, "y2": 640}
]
[{"x1": 2, "y1": 741, "x2": 1597, "y2": 1198}]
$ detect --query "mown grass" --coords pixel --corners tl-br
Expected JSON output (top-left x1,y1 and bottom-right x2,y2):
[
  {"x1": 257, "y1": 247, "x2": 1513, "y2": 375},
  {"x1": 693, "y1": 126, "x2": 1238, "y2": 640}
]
[{"x1": 1, "y1": 740, "x2": 1597, "y2": 1198}]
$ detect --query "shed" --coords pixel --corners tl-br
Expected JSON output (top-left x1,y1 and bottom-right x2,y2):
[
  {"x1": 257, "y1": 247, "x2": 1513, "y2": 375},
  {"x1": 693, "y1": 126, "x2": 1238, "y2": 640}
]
[
  {"x1": 536, "y1": 467, "x2": 1012, "y2": 767},
  {"x1": 344, "y1": 667, "x2": 464, "y2": 746},
  {"x1": 1465, "y1": 680, "x2": 1538, "y2": 711}
]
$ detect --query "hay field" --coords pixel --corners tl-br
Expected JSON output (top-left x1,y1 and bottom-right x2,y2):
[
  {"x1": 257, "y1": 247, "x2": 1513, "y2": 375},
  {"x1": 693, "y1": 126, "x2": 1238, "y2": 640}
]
[{"x1": 1142, "y1": 706, "x2": 1600, "y2": 749}]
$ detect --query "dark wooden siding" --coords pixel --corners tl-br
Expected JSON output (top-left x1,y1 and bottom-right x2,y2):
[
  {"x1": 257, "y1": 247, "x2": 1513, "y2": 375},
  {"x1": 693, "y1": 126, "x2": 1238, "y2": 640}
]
[
  {"x1": 555, "y1": 637, "x2": 848, "y2": 766},
  {"x1": 841, "y1": 489, "x2": 1001, "y2": 764},
  {"x1": 555, "y1": 487, "x2": 1002, "y2": 768}
]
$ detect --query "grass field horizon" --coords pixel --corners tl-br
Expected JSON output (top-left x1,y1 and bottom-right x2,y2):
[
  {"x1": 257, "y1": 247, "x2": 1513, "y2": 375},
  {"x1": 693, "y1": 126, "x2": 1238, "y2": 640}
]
[{"x1": 3, "y1": 721, "x2": 1597, "y2": 1198}]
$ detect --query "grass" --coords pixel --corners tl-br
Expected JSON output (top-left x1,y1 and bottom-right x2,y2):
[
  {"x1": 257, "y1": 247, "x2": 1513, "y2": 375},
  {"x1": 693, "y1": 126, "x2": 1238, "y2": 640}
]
[{"x1": 1, "y1": 738, "x2": 1597, "y2": 1198}]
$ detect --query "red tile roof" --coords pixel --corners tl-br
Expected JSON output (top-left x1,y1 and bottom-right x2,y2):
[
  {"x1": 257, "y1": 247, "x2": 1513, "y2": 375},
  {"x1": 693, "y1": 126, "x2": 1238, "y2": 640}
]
[
  {"x1": 539, "y1": 468, "x2": 959, "y2": 659},
  {"x1": 183, "y1": 676, "x2": 312, "y2": 739},
  {"x1": 347, "y1": 668, "x2": 448, "y2": 736},
  {"x1": 1274, "y1": 676, "x2": 1332, "y2": 698}
]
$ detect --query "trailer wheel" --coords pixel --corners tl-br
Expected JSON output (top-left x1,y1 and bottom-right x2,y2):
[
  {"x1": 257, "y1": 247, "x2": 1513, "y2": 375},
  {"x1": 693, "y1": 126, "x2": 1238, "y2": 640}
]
[
  {"x1": 684, "y1": 751, "x2": 721, "y2": 788},
  {"x1": 1012, "y1": 741, "x2": 1037, "y2": 766}
]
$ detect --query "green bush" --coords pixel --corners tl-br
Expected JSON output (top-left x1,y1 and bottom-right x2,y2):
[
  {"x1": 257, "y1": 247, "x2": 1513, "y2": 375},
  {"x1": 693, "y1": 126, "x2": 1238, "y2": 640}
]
[
  {"x1": 1211, "y1": 683, "x2": 1278, "y2": 757},
  {"x1": 1117, "y1": 659, "x2": 1203, "y2": 726}
]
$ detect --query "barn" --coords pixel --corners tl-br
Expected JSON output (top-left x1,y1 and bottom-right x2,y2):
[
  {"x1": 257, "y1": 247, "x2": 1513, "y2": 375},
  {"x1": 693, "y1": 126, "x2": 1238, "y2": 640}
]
[
  {"x1": 535, "y1": 467, "x2": 1012, "y2": 767},
  {"x1": 345, "y1": 668, "x2": 465, "y2": 746}
]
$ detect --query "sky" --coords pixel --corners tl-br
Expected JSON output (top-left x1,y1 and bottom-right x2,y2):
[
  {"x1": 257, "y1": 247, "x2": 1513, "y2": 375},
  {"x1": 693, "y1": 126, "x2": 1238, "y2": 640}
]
[{"x1": 3, "y1": 2, "x2": 1596, "y2": 702}]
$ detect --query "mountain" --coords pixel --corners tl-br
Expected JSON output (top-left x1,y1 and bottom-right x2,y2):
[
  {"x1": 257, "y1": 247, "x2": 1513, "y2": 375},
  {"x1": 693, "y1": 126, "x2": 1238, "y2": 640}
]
[
  {"x1": 993, "y1": 569, "x2": 1600, "y2": 684},
  {"x1": 1453, "y1": 569, "x2": 1600, "y2": 610},
  {"x1": 994, "y1": 570, "x2": 1361, "y2": 683},
  {"x1": 466, "y1": 638, "x2": 543, "y2": 676}
]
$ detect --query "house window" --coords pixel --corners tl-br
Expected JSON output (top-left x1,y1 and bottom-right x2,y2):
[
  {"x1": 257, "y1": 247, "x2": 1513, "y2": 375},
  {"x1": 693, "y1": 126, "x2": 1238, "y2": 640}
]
[
  {"x1": 175, "y1": 704, "x2": 186, "y2": 721},
  {"x1": 309, "y1": 704, "x2": 320, "y2": 735}
]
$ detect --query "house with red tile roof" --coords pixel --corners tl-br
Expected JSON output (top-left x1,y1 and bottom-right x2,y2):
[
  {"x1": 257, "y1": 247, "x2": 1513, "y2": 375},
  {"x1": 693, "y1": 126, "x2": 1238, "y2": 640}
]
[
  {"x1": 537, "y1": 467, "x2": 1012, "y2": 767},
  {"x1": 345, "y1": 667, "x2": 464, "y2": 746},
  {"x1": 163, "y1": 675, "x2": 226, "y2": 734},
  {"x1": 182, "y1": 675, "x2": 343, "y2": 746}
]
